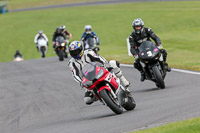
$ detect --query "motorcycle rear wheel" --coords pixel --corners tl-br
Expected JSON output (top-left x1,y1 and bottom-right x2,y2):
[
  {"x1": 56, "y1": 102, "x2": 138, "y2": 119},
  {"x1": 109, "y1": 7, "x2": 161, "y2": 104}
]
[
  {"x1": 100, "y1": 89, "x2": 123, "y2": 114},
  {"x1": 41, "y1": 50, "x2": 45, "y2": 58}
]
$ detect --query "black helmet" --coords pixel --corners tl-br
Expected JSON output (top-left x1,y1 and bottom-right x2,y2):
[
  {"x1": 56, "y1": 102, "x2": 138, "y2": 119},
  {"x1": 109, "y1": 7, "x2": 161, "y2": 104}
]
[
  {"x1": 16, "y1": 50, "x2": 20, "y2": 54},
  {"x1": 132, "y1": 18, "x2": 144, "y2": 34}
]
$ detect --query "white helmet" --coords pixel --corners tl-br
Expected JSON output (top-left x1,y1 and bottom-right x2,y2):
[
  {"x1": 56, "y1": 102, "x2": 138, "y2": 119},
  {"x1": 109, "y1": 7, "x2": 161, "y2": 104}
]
[
  {"x1": 38, "y1": 30, "x2": 43, "y2": 34},
  {"x1": 132, "y1": 18, "x2": 144, "y2": 34},
  {"x1": 84, "y1": 25, "x2": 92, "y2": 31},
  {"x1": 60, "y1": 25, "x2": 66, "y2": 30}
]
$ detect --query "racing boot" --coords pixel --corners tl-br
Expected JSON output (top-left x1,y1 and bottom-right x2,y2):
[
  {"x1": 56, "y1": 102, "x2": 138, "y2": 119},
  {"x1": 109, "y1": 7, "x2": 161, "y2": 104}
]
[
  {"x1": 119, "y1": 75, "x2": 130, "y2": 88},
  {"x1": 84, "y1": 90, "x2": 96, "y2": 105},
  {"x1": 164, "y1": 62, "x2": 171, "y2": 72},
  {"x1": 140, "y1": 71, "x2": 145, "y2": 82}
]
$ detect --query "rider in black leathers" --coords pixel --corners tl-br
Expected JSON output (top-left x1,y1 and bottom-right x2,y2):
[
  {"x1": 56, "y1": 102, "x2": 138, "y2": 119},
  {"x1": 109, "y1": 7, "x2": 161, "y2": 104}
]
[
  {"x1": 129, "y1": 18, "x2": 171, "y2": 82},
  {"x1": 52, "y1": 27, "x2": 66, "y2": 49},
  {"x1": 14, "y1": 50, "x2": 23, "y2": 58}
]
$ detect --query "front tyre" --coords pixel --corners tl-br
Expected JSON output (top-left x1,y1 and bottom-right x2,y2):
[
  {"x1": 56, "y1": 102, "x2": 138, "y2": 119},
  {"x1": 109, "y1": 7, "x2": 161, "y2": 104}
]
[
  {"x1": 64, "y1": 52, "x2": 68, "y2": 58},
  {"x1": 152, "y1": 66, "x2": 165, "y2": 89},
  {"x1": 58, "y1": 49, "x2": 64, "y2": 61},
  {"x1": 100, "y1": 89, "x2": 123, "y2": 114}
]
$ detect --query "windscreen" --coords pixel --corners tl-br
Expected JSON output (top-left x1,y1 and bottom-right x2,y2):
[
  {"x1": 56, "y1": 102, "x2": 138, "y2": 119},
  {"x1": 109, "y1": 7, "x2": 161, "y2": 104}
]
[
  {"x1": 138, "y1": 41, "x2": 159, "y2": 61},
  {"x1": 82, "y1": 62, "x2": 103, "y2": 81},
  {"x1": 56, "y1": 36, "x2": 65, "y2": 44},
  {"x1": 138, "y1": 41, "x2": 157, "y2": 53},
  {"x1": 82, "y1": 62, "x2": 96, "y2": 81}
]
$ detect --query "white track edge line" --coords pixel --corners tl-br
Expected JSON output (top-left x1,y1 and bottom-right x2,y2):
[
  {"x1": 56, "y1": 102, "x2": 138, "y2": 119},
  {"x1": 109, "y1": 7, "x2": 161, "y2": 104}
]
[{"x1": 121, "y1": 64, "x2": 200, "y2": 75}]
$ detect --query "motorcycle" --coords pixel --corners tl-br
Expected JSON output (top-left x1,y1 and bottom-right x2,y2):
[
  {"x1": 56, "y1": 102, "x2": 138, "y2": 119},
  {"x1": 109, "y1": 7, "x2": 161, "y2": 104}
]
[
  {"x1": 138, "y1": 41, "x2": 167, "y2": 89},
  {"x1": 84, "y1": 37, "x2": 100, "y2": 54},
  {"x1": 55, "y1": 36, "x2": 68, "y2": 61},
  {"x1": 82, "y1": 62, "x2": 136, "y2": 114},
  {"x1": 37, "y1": 37, "x2": 48, "y2": 58}
]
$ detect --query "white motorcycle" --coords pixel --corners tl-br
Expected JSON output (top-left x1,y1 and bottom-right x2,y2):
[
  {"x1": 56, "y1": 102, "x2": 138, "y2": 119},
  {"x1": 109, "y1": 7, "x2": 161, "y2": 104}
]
[{"x1": 37, "y1": 38, "x2": 48, "y2": 58}]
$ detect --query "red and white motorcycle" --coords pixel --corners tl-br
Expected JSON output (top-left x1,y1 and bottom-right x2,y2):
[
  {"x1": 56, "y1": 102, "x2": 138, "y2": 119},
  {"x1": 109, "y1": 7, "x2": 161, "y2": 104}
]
[{"x1": 82, "y1": 62, "x2": 136, "y2": 114}]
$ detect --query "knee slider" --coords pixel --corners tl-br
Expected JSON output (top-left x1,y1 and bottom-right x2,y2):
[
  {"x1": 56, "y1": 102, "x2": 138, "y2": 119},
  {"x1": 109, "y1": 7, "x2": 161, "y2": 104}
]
[{"x1": 109, "y1": 60, "x2": 120, "y2": 69}]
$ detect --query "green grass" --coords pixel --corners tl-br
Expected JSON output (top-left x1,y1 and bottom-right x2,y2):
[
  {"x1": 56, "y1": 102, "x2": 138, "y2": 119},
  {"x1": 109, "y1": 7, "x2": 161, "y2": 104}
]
[
  {"x1": 131, "y1": 117, "x2": 200, "y2": 133},
  {"x1": 0, "y1": 1, "x2": 200, "y2": 71}
]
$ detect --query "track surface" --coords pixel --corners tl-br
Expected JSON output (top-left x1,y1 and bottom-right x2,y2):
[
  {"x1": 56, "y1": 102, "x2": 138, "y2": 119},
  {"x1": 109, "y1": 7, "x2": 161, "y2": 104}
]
[
  {"x1": 0, "y1": 57, "x2": 200, "y2": 133},
  {"x1": 9, "y1": 0, "x2": 185, "y2": 12}
]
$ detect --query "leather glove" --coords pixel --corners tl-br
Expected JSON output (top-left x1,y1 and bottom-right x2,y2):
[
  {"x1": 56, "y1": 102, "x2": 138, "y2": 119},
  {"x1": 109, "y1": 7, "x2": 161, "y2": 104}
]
[
  {"x1": 81, "y1": 37, "x2": 85, "y2": 41},
  {"x1": 157, "y1": 44, "x2": 163, "y2": 49},
  {"x1": 134, "y1": 54, "x2": 138, "y2": 60}
]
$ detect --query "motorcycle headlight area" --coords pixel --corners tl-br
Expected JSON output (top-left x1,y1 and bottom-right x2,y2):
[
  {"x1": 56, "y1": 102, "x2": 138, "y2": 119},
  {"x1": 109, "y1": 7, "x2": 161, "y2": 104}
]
[
  {"x1": 83, "y1": 81, "x2": 93, "y2": 87},
  {"x1": 96, "y1": 69, "x2": 104, "y2": 79},
  {"x1": 61, "y1": 43, "x2": 65, "y2": 46}
]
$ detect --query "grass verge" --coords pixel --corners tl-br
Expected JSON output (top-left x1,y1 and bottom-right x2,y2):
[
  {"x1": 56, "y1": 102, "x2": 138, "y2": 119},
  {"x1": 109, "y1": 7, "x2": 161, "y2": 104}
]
[
  {"x1": 131, "y1": 117, "x2": 200, "y2": 133},
  {"x1": 0, "y1": 1, "x2": 200, "y2": 71}
]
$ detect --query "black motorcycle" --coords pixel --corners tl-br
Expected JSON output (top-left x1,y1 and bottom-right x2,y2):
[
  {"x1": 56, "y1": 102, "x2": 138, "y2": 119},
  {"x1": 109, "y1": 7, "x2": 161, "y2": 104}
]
[
  {"x1": 55, "y1": 36, "x2": 68, "y2": 61},
  {"x1": 138, "y1": 41, "x2": 167, "y2": 89}
]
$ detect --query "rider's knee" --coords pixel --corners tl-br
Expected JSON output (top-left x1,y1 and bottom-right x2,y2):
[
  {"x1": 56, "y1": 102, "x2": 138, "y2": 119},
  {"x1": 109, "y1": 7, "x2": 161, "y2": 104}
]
[{"x1": 109, "y1": 60, "x2": 120, "y2": 68}]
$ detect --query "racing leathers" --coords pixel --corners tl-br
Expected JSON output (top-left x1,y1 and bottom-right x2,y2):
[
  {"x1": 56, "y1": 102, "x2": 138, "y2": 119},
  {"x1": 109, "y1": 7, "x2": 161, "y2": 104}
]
[
  {"x1": 68, "y1": 49, "x2": 130, "y2": 105},
  {"x1": 129, "y1": 27, "x2": 170, "y2": 81}
]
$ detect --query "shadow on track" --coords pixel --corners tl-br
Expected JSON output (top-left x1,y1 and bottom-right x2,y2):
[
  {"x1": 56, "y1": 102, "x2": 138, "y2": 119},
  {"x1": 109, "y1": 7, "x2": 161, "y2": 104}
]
[
  {"x1": 133, "y1": 87, "x2": 160, "y2": 93},
  {"x1": 85, "y1": 108, "x2": 136, "y2": 121}
]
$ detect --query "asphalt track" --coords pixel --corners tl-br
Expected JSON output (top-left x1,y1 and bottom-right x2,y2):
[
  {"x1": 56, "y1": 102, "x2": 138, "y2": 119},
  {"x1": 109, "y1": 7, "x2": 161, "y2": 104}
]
[
  {"x1": 0, "y1": 57, "x2": 200, "y2": 133},
  {"x1": 9, "y1": 0, "x2": 186, "y2": 12}
]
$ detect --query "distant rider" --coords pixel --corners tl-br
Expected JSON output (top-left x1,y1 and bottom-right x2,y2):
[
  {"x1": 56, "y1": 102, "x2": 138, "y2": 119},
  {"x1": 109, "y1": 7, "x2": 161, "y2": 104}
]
[
  {"x1": 14, "y1": 50, "x2": 23, "y2": 58},
  {"x1": 52, "y1": 27, "x2": 67, "y2": 50},
  {"x1": 60, "y1": 25, "x2": 72, "y2": 41},
  {"x1": 68, "y1": 41, "x2": 130, "y2": 105},
  {"x1": 81, "y1": 25, "x2": 100, "y2": 49},
  {"x1": 34, "y1": 30, "x2": 48, "y2": 51},
  {"x1": 129, "y1": 18, "x2": 171, "y2": 82}
]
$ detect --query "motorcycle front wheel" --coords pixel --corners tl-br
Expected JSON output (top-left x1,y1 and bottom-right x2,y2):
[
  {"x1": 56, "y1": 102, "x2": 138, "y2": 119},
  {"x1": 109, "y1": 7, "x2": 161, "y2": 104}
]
[
  {"x1": 152, "y1": 66, "x2": 165, "y2": 89},
  {"x1": 58, "y1": 49, "x2": 64, "y2": 61},
  {"x1": 100, "y1": 89, "x2": 123, "y2": 114}
]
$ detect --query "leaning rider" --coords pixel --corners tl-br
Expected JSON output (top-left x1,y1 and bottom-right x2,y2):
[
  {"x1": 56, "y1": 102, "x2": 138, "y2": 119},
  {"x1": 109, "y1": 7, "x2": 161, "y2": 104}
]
[{"x1": 68, "y1": 41, "x2": 130, "y2": 105}]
